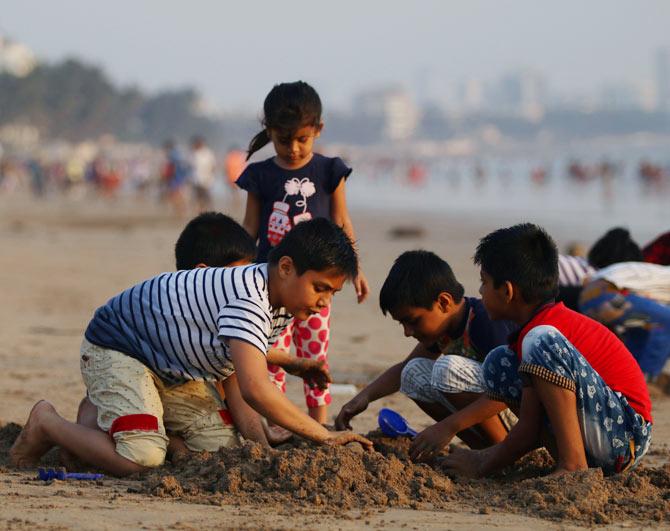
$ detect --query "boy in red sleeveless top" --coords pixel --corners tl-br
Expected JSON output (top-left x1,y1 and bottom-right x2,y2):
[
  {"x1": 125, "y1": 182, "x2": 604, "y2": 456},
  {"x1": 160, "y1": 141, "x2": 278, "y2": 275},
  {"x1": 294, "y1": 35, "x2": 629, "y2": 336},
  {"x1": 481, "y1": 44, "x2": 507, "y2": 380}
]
[{"x1": 444, "y1": 223, "x2": 652, "y2": 477}]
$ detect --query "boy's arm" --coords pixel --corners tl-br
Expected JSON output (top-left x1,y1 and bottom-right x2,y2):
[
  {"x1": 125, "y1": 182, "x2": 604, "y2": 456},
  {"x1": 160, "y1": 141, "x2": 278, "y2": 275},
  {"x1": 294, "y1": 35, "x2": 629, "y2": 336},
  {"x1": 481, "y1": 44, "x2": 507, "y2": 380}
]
[
  {"x1": 229, "y1": 339, "x2": 373, "y2": 449},
  {"x1": 442, "y1": 387, "x2": 543, "y2": 477},
  {"x1": 330, "y1": 179, "x2": 369, "y2": 303},
  {"x1": 241, "y1": 192, "x2": 261, "y2": 240},
  {"x1": 220, "y1": 373, "x2": 269, "y2": 447},
  {"x1": 409, "y1": 395, "x2": 507, "y2": 461},
  {"x1": 335, "y1": 342, "x2": 438, "y2": 430}
]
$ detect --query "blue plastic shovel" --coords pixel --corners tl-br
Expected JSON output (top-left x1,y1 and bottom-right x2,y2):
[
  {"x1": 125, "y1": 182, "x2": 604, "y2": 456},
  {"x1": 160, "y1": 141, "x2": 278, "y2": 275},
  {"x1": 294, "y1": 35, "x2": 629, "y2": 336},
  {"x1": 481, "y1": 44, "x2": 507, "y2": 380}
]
[
  {"x1": 38, "y1": 467, "x2": 104, "y2": 481},
  {"x1": 377, "y1": 408, "x2": 418, "y2": 438}
]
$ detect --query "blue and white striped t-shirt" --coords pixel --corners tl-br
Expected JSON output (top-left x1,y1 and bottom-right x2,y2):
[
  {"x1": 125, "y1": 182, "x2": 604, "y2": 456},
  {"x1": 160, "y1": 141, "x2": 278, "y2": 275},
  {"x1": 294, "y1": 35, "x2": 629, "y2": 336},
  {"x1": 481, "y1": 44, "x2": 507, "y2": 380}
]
[
  {"x1": 558, "y1": 254, "x2": 595, "y2": 287},
  {"x1": 84, "y1": 263, "x2": 292, "y2": 385}
]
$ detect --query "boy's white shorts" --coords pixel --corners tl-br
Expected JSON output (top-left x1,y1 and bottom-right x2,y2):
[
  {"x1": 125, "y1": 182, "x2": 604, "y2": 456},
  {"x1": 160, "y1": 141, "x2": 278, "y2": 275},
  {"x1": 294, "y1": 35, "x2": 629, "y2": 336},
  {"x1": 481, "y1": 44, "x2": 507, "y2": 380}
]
[
  {"x1": 80, "y1": 338, "x2": 240, "y2": 467},
  {"x1": 400, "y1": 355, "x2": 517, "y2": 431}
]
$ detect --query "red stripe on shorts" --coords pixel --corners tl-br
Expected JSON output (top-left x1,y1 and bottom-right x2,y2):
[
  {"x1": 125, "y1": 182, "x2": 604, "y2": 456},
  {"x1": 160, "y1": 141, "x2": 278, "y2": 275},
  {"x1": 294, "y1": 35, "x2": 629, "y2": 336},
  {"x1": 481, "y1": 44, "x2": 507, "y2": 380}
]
[
  {"x1": 218, "y1": 409, "x2": 233, "y2": 425},
  {"x1": 109, "y1": 414, "x2": 159, "y2": 435}
]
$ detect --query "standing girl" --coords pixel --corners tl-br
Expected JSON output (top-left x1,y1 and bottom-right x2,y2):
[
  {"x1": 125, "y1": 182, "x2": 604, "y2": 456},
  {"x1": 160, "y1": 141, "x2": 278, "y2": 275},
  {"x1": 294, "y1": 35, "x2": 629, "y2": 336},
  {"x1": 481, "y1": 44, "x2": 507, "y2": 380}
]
[{"x1": 236, "y1": 81, "x2": 369, "y2": 423}]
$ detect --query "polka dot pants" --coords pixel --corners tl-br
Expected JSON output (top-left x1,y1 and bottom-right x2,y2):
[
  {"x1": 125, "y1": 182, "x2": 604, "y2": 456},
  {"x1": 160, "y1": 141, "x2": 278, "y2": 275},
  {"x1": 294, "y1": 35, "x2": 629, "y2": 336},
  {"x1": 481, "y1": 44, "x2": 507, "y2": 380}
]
[{"x1": 267, "y1": 305, "x2": 332, "y2": 408}]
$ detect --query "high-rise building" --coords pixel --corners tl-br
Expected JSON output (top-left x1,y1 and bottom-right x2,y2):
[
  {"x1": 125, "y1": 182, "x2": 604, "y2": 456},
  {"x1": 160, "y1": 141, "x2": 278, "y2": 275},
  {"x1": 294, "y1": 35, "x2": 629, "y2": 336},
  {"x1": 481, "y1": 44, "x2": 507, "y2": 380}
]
[
  {"x1": 353, "y1": 87, "x2": 419, "y2": 141},
  {"x1": 495, "y1": 70, "x2": 546, "y2": 121}
]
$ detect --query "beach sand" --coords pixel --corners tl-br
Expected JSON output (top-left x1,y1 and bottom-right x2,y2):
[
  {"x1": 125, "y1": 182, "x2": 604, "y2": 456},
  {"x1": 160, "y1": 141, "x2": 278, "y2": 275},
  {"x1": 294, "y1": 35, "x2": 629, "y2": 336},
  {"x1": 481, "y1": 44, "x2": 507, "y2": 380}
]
[{"x1": 0, "y1": 194, "x2": 668, "y2": 530}]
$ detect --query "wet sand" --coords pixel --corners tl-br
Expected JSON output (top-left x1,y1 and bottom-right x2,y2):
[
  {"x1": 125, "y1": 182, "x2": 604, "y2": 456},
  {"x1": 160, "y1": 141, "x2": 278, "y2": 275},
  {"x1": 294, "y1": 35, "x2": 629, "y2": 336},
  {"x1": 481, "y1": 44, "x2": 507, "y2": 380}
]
[{"x1": 0, "y1": 194, "x2": 668, "y2": 530}]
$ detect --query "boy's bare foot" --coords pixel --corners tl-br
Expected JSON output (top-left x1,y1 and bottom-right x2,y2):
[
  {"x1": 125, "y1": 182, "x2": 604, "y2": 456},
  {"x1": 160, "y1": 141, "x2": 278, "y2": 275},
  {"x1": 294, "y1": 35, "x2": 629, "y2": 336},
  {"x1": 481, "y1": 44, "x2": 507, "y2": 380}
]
[
  {"x1": 10, "y1": 400, "x2": 58, "y2": 468},
  {"x1": 440, "y1": 447, "x2": 484, "y2": 478}
]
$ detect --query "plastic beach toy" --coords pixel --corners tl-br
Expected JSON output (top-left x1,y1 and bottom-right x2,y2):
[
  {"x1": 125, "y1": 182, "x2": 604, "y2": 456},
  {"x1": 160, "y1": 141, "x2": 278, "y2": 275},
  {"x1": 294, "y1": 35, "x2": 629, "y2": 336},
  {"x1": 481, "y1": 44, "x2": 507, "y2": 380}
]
[
  {"x1": 38, "y1": 467, "x2": 104, "y2": 481},
  {"x1": 377, "y1": 408, "x2": 417, "y2": 438}
]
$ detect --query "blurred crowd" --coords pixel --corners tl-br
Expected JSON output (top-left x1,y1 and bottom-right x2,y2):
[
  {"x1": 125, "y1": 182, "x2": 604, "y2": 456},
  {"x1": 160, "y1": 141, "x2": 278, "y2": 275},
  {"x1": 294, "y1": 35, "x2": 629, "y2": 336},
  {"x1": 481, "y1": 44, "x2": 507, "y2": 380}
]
[{"x1": 0, "y1": 137, "x2": 247, "y2": 215}]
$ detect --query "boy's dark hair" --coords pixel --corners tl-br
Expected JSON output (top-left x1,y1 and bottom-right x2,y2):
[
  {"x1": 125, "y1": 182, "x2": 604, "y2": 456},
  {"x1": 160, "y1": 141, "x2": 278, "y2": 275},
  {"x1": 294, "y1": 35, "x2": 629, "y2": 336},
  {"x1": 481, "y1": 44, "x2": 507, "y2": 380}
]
[
  {"x1": 379, "y1": 251, "x2": 464, "y2": 315},
  {"x1": 267, "y1": 218, "x2": 358, "y2": 279},
  {"x1": 247, "y1": 81, "x2": 322, "y2": 160},
  {"x1": 175, "y1": 212, "x2": 256, "y2": 270},
  {"x1": 474, "y1": 223, "x2": 559, "y2": 304},
  {"x1": 588, "y1": 227, "x2": 643, "y2": 269}
]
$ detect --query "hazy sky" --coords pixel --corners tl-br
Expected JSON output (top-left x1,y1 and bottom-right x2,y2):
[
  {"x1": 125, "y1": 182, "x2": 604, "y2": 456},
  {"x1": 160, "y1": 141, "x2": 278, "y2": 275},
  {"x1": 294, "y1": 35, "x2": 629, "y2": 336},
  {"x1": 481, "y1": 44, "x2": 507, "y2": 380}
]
[{"x1": 3, "y1": 1, "x2": 669, "y2": 112}]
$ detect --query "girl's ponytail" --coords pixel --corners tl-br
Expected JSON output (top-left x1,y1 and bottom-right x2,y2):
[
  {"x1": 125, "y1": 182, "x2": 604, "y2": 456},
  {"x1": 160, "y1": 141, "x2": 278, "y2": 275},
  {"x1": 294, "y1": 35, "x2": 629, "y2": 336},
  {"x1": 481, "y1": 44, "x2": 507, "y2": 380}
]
[{"x1": 246, "y1": 129, "x2": 270, "y2": 161}]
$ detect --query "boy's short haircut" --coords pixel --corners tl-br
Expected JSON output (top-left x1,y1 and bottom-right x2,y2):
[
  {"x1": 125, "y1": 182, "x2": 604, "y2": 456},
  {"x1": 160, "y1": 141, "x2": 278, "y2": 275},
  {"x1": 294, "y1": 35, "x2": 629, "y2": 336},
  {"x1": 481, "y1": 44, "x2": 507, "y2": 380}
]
[
  {"x1": 175, "y1": 212, "x2": 257, "y2": 270},
  {"x1": 267, "y1": 218, "x2": 358, "y2": 279},
  {"x1": 474, "y1": 223, "x2": 559, "y2": 304},
  {"x1": 588, "y1": 227, "x2": 643, "y2": 269},
  {"x1": 379, "y1": 250, "x2": 464, "y2": 315}
]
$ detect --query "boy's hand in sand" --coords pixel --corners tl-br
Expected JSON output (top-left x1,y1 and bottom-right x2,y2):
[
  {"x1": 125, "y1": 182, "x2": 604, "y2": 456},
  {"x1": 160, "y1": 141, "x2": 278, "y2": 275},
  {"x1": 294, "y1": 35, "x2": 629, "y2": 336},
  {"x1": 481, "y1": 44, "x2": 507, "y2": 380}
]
[
  {"x1": 409, "y1": 421, "x2": 456, "y2": 462},
  {"x1": 441, "y1": 448, "x2": 484, "y2": 478},
  {"x1": 334, "y1": 394, "x2": 370, "y2": 430},
  {"x1": 324, "y1": 431, "x2": 374, "y2": 451},
  {"x1": 283, "y1": 359, "x2": 332, "y2": 390},
  {"x1": 353, "y1": 270, "x2": 370, "y2": 304}
]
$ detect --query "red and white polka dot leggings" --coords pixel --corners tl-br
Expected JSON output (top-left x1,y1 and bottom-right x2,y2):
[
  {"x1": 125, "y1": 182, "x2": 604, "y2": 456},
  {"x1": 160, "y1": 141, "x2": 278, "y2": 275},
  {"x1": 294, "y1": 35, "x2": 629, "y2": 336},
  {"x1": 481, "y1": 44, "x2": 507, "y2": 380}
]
[{"x1": 267, "y1": 306, "x2": 331, "y2": 408}]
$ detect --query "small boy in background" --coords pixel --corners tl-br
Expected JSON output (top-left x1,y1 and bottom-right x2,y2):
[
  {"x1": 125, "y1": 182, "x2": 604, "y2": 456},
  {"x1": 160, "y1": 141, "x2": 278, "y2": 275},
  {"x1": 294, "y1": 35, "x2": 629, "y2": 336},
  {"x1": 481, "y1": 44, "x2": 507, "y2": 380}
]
[
  {"x1": 335, "y1": 251, "x2": 517, "y2": 457},
  {"x1": 11, "y1": 217, "x2": 371, "y2": 476},
  {"x1": 444, "y1": 223, "x2": 652, "y2": 477}
]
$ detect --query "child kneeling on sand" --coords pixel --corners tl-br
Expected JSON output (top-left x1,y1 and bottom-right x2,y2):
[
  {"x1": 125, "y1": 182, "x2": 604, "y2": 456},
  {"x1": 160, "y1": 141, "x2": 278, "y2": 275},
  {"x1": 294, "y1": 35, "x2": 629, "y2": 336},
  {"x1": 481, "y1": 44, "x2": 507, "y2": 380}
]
[
  {"x1": 11, "y1": 217, "x2": 371, "y2": 476},
  {"x1": 69, "y1": 212, "x2": 333, "y2": 460},
  {"x1": 335, "y1": 251, "x2": 517, "y2": 459},
  {"x1": 444, "y1": 223, "x2": 652, "y2": 477}
]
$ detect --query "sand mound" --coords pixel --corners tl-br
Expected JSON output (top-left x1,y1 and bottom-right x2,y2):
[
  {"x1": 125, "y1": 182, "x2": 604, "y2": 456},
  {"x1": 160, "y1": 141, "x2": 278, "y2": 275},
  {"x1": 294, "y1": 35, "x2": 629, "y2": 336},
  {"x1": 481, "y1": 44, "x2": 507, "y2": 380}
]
[
  {"x1": 142, "y1": 431, "x2": 670, "y2": 524},
  {"x1": 2, "y1": 423, "x2": 669, "y2": 525},
  {"x1": 143, "y1": 432, "x2": 453, "y2": 511},
  {"x1": 451, "y1": 453, "x2": 670, "y2": 524}
]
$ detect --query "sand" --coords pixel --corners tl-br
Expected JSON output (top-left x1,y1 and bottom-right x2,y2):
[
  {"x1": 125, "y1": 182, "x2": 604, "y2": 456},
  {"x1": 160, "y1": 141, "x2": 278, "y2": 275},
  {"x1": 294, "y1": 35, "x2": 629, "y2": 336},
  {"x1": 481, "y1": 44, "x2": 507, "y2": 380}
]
[{"x1": 1, "y1": 193, "x2": 669, "y2": 530}]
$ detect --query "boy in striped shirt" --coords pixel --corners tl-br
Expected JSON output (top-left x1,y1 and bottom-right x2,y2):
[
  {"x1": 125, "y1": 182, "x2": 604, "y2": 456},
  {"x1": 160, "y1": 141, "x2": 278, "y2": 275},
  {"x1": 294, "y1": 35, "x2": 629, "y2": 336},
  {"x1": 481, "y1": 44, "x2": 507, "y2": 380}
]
[{"x1": 11, "y1": 217, "x2": 371, "y2": 476}]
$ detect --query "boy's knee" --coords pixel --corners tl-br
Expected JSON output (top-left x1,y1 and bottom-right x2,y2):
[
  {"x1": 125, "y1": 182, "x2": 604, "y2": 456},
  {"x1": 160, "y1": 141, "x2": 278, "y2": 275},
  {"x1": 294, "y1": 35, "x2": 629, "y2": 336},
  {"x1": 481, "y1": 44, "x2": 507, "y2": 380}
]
[
  {"x1": 482, "y1": 346, "x2": 522, "y2": 403},
  {"x1": 400, "y1": 358, "x2": 435, "y2": 399},
  {"x1": 110, "y1": 414, "x2": 168, "y2": 468},
  {"x1": 432, "y1": 355, "x2": 484, "y2": 394},
  {"x1": 114, "y1": 432, "x2": 168, "y2": 468},
  {"x1": 521, "y1": 325, "x2": 566, "y2": 361},
  {"x1": 180, "y1": 410, "x2": 240, "y2": 452},
  {"x1": 482, "y1": 346, "x2": 516, "y2": 378}
]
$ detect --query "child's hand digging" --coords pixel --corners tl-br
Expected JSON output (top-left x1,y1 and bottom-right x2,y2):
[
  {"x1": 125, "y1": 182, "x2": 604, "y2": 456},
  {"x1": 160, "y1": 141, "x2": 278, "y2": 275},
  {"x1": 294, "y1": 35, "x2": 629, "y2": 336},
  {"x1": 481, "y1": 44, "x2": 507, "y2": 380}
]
[
  {"x1": 283, "y1": 358, "x2": 332, "y2": 390},
  {"x1": 409, "y1": 420, "x2": 456, "y2": 462},
  {"x1": 324, "y1": 431, "x2": 374, "y2": 451},
  {"x1": 334, "y1": 393, "x2": 370, "y2": 430}
]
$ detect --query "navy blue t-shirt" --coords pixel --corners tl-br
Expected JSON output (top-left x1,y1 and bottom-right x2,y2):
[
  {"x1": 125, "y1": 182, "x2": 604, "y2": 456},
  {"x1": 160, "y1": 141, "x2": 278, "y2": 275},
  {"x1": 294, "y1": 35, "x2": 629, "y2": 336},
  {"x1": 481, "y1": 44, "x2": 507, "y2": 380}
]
[
  {"x1": 236, "y1": 154, "x2": 352, "y2": 261},
  {"x1": 429, "y1": 297, "x2": 518, "y2": 362}
]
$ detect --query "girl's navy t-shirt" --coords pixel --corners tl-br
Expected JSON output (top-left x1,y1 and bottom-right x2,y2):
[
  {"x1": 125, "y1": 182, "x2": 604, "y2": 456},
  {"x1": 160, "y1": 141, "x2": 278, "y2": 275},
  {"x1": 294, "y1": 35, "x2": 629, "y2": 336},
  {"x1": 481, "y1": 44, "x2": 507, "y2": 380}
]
[{"x1": 236, "y1": 154, "x2": 352, "y2": 262}]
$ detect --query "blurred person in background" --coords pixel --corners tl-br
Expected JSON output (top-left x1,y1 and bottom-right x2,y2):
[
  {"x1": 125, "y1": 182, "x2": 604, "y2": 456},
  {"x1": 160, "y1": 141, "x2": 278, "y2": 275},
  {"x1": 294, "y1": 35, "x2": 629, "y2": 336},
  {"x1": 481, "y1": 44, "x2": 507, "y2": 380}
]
[
  {"x1": 223, "y1": 145, "x2": 246, "y2": 207},
  {"x1": 643, "y1": 231, "x2": 670, "y2": 266},
  {"x1": 579, "y1": 228, "x2": 670, "y2": 380},
  {"x1": 189, "y1": 135, "x2": 216, "y2": 212},
  {"x1": 161, "y1": 140, "x2": 190, "y2": 218}
]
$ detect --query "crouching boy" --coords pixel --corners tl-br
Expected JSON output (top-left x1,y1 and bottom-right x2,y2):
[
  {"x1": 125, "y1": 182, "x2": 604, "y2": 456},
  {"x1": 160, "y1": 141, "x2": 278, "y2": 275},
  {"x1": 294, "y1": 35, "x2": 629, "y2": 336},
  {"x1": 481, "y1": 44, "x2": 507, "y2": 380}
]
[
  {"x1": 335, "y1": 251, "x2": 517, "y2": 459},
  {"x1": 444, "y1": 224, "x2": 652, "y2": 477},
  {"x1": 11, "y1": 218, "x2": 371, "y2": 476}
]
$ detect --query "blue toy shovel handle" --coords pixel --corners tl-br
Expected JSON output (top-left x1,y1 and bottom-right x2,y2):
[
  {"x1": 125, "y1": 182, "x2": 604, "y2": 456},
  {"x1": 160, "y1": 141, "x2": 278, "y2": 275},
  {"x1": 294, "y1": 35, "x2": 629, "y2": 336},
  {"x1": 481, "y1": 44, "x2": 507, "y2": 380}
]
[
  {"x1": 66, "y1": 472, "x2": 104, "y2": 480},
  {"x1": 38, "y1": 468, "x2": 104, "y2": 481}
]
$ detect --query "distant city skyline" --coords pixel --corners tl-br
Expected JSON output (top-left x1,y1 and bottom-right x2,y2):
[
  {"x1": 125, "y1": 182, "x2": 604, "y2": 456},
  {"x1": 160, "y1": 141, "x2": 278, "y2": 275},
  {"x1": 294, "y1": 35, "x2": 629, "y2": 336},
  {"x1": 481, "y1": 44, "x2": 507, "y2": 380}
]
[{"x1": 2, "y1": 0, "x2": 670, "y2": 113}]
